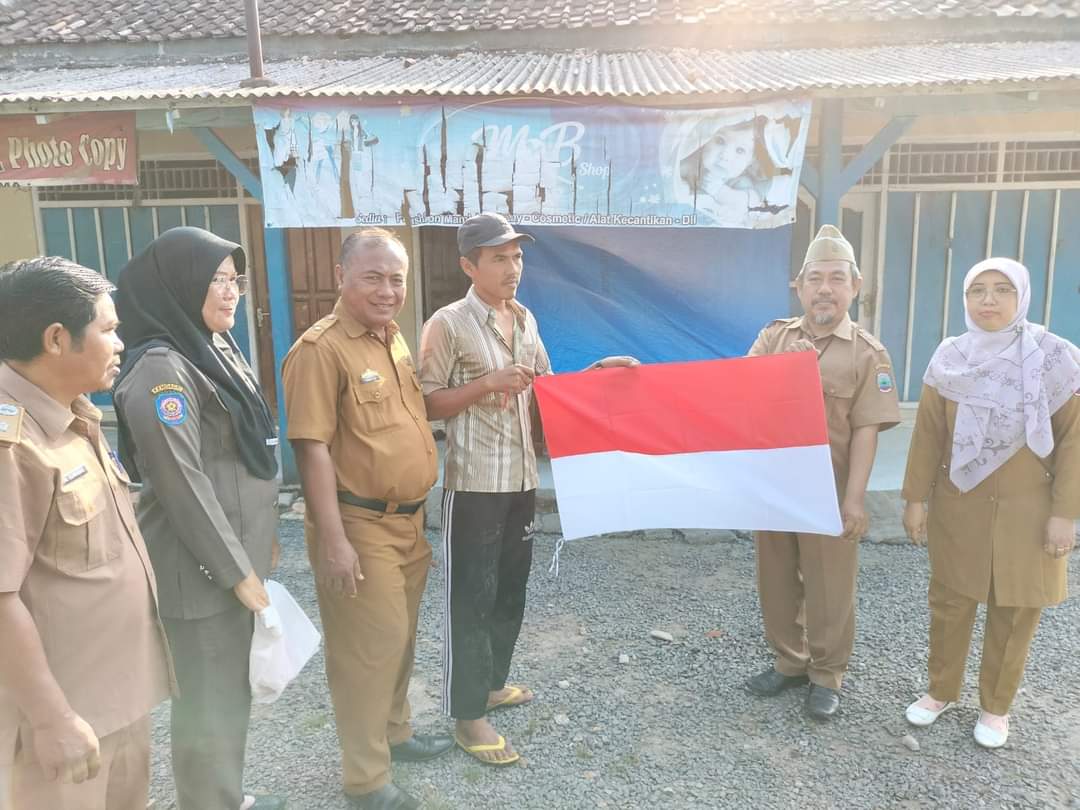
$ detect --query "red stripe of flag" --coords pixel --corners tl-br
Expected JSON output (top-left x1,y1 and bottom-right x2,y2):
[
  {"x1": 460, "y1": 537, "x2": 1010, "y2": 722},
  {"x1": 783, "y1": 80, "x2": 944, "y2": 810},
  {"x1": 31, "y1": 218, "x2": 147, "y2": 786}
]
[{"x1": 533, "y1": 353, "x2": 828, "y2": 459}]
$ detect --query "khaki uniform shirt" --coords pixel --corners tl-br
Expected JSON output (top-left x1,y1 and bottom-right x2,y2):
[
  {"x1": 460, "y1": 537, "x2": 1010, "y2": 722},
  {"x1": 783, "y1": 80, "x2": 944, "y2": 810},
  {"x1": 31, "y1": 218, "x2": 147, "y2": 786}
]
[
  {"x1": 902, "y1": 384, "x2": 1080, "y2": 607},
  {"x1": 0, "y1": 363, "x2": 172, "y2": 744},
  {"x1": 282, "y1": 301, "x2": 438, "y2": 504},
  {"x1": 113, "y1": 341, "x2": 279, "y2": 620},
  {"x1": 748, "y1": 315, "x2": 901, "y2": 499},
  {"x1": 419, "y1": 286, "x2": 552, "y2": 493}
]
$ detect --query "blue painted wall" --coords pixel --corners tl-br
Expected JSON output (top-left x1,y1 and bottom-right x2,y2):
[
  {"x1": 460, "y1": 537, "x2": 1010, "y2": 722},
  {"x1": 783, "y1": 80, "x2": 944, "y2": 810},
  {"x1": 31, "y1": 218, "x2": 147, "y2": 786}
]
[
  {"x1": 1051, "y1": 190, "x2": 1080, "y2": 347},
  {"x1": 879, "y1": 192, "x2": 916, "y2": 397},
  {"x1": 880, "y1": 188, "x2": 1078, "y2": 401},
  {"x1": 948, "y1": 191, "x2": 991, "y2": 336},
  {"x1": 907, "y1": 192, "x2": 952, "y2": 401}
]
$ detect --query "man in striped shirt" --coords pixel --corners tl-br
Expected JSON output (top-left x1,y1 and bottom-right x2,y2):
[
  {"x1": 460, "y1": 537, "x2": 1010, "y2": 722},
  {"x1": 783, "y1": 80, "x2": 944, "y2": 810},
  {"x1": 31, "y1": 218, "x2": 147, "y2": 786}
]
[{"x1": 420, "y1": 213, "x2": 634, "y2": 766}]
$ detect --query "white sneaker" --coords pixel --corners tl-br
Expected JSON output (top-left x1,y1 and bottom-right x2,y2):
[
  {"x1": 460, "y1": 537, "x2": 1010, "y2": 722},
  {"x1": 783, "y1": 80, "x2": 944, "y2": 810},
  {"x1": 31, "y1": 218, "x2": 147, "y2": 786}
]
[
  {"x1": 973, "y1": 714, "x2": 1009, "y2": 749},
  {"x1": 905, "y1": 696, "x2": 954, "y2": 727}
]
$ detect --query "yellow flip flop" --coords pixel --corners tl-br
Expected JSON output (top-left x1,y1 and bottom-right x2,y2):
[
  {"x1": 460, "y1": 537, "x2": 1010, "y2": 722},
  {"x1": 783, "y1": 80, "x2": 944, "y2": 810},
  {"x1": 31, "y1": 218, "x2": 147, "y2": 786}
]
[
  {"x1": 454, "y1": 734, "x2": 521, "y2": 766},
  {"x1": 486, "y1": 685, "x2": 534, "y2": 713}
]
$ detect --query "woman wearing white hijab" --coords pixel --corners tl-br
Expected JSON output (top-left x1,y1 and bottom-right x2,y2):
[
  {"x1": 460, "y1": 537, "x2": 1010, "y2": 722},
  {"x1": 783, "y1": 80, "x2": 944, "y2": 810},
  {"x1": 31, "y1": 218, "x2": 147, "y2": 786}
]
[{"x1": 900, "y1": 258, "x2": 1080, "y2": 749}]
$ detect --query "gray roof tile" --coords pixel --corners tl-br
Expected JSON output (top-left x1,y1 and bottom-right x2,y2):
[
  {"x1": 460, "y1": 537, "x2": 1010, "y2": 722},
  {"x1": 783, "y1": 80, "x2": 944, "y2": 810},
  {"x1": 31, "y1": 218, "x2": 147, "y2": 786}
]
[
  {"x1": 2, "y1": 40, "x2": 1078, "y2": 104},
  {"x1": 1, "y1": 0, "x2": 1077, "y2": 45}
]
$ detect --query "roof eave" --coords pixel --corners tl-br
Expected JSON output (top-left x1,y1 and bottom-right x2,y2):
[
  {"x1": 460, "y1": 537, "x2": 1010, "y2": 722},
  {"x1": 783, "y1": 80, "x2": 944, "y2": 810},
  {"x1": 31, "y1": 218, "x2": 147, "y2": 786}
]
[{"x1": 4, "y1": 76, "x2": 1080, "y2": 115}]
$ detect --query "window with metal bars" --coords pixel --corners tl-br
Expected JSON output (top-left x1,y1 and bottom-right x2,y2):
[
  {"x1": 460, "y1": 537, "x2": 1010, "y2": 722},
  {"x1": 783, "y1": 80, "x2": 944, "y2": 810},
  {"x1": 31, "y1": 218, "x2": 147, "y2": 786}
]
[
  {"x1": 887, "y1": 142, "x2": 998, "y2": 185},
  {"x1": 1002, "y1": 141, "x2": 1080, "y2": 183},
  {"x1": 37, "y1": 158, "x2": 259, "y2": 202}
]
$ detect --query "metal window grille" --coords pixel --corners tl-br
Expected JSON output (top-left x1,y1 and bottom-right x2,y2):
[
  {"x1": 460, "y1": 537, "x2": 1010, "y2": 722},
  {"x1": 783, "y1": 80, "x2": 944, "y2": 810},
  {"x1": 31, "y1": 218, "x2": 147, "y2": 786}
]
[
  {"x1": 37, "y1": 158, "x2": 258, "y2": 202},
  {"x1": 1002, "y1": 141, "x2": 1080, "y2": 183},
  {"x1": 887, "y1": 142, "x2": 998, "y2": 185}
]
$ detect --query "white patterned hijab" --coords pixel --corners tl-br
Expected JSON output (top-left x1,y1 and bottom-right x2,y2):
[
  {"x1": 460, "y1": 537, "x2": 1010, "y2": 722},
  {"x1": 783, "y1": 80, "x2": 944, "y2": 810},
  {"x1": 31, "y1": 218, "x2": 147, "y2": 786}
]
[{"x1": 923, "y1": 258, "x2": 1080, "y2": 492}]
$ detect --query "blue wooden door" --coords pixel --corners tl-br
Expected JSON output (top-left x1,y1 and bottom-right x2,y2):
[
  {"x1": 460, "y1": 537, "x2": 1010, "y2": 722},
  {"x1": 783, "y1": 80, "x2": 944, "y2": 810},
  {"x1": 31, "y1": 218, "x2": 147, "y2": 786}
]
[
  {"x1": 40, "y1": 204, "x2": 253, "y2": 404},
  {"x1": 879, "y1": 188, "x2": 1080, "y2": 401}
]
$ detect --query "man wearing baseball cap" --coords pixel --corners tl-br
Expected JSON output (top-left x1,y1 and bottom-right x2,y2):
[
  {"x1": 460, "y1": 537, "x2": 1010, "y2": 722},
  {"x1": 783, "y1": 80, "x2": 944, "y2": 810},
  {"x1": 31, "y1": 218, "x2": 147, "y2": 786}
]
[{"x1": 419, "y1": 213, "x2": 635, "y2": 765}]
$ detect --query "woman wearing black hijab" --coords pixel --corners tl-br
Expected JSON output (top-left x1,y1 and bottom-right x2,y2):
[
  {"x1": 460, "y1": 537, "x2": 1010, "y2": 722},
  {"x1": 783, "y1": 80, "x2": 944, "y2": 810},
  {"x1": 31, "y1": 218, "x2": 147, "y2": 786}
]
[{"x1": 114, "y1": 227, "x2": 284, "y2": 810}]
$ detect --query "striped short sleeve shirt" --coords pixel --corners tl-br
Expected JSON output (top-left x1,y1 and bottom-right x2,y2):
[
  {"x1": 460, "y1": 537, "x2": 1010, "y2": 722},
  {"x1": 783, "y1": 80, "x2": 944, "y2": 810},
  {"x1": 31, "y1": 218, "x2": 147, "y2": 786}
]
[{"x1": 419, "y1": 286, "x2": 551, "y2": 493}]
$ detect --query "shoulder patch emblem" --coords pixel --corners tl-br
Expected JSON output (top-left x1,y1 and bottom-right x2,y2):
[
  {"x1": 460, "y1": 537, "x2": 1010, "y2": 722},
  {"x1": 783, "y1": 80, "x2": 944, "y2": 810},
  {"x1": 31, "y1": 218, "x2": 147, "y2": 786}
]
[
  {"x1": 155, "y1": 391, "x2": 188, "y2": 426},
  {"x1": 876, "y1": 370, "x2": 894, "y2": 393},
  {"x1": 302, "y1": 315, "x2": 339, "y2": 343},
  {"x1": 0, "y1": 403, "x2": 24, "y2": 444},
  {"x1": 150, "y1": 382, "x2": 185, "y2": 395},
  {"x1": 855, "y1": 326, "x2": 886, "y2": 352}
]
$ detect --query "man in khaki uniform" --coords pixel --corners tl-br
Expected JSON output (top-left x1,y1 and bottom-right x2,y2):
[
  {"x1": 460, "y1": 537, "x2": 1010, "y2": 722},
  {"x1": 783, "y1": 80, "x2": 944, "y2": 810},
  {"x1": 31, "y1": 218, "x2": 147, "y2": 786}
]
[
  {"x1": 0, "y1": 257, "x2": 173, "y2": 810},
  {"x1": 282, "y1": 229, "x2": 452, "y2": 810},
  {"x1": 745, "y1": 225, "x2": 900, "y2": 720}
]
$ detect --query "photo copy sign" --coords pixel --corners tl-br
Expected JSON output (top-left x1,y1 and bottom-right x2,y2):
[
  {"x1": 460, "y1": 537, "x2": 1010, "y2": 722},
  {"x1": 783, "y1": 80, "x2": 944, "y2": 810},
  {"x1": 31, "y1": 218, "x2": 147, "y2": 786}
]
[{"x1": 0, "y1": 112, "x2": 137, "y2": 186}]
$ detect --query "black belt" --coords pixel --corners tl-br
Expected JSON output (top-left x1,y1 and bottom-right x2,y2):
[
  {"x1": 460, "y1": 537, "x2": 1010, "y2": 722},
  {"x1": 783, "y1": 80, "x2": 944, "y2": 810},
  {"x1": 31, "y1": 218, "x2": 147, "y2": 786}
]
[{"x1": 337, "y1": 491, "x2": 425, "y2": 514}]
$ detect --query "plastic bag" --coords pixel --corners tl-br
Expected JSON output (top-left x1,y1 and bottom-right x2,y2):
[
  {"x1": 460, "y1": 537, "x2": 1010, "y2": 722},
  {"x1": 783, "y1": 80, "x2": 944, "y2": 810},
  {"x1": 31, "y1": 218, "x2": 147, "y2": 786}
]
[{"x1": 249, "y1": 580, "x2": 321, "y2": 704}]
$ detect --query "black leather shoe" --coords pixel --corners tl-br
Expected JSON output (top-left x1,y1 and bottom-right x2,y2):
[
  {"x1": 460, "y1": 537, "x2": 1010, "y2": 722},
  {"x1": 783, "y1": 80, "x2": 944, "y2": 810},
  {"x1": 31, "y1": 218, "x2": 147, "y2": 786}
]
[
  {"x1": 805, "y1": 684, "x2": 841, "y2": 720},
  {"x1": 249, "y1": 798, "x2": 287, "y2": 810},
  {"x1": 389, "y1": 733, "x2": 455, "y2": 762},
  {"x1": 745, "y1": 668, "x2": 809, "y2": 696},
  {"x1": 346, "y1": 783, "x2": 420, "y2": 810}
]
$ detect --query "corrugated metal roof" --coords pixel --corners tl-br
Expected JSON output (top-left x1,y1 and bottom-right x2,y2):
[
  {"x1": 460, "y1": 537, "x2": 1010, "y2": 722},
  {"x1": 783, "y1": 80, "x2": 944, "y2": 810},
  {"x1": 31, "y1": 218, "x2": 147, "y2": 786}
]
[
  {"x1": 2, "y1": 41, "x2": 1080, "y2": 106},
  {"x1": 1, "y1": 0, "x2": 1076, "y2": 46}
]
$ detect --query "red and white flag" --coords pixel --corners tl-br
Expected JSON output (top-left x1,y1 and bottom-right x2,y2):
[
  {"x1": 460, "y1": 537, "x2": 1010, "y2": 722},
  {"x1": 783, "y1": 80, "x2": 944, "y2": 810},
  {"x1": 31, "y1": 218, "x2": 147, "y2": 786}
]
[{"x1": 533, "y1": 353, "x2": 842, "y2": 540}]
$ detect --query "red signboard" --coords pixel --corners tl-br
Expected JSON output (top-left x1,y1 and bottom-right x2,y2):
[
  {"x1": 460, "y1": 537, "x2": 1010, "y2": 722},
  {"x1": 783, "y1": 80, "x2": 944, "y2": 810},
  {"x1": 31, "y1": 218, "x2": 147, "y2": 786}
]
[{"x1": 0, "y1": 112, "x2": 137, "y2": 186}]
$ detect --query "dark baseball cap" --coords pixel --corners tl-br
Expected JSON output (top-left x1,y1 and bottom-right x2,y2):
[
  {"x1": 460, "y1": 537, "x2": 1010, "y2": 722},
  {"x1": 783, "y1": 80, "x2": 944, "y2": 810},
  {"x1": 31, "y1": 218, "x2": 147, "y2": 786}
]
[{"x1": 457, "y1": 213, "x2": 535, "y2": 256}]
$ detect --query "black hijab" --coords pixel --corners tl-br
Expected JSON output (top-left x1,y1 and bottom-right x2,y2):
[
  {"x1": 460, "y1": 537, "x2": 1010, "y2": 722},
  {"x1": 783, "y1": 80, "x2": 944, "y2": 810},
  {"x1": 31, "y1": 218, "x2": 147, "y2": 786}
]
[{"x1": 115, "y1": 226, "x2": 278, "y2": 481}]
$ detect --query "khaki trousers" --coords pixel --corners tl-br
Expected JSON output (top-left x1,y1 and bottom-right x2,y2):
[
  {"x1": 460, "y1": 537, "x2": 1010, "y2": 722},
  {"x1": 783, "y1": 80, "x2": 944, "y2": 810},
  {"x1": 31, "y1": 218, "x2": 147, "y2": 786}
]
[
  {"x1": 11, "y1": 716, "x2": 150, "y2": 810},
  {"x1": 927, "y1": 578, "x2": 1042, "y2": 715},
  {"x1": 755, "y1": 531, "x2": 859, "y2": 690},
  {"x1": 310, "y1": 506, "x2": 431, "y2": 797}
]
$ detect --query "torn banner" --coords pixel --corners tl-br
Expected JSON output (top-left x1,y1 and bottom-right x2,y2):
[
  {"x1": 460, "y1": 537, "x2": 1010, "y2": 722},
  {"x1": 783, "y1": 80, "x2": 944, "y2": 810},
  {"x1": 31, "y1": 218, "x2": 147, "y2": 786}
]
[
  {"x1": 252, "y1": 99, "x2": 811, "y2": 230},
  {"x1": 532, "y1": 353, "x2": 843, "y2": 541}
]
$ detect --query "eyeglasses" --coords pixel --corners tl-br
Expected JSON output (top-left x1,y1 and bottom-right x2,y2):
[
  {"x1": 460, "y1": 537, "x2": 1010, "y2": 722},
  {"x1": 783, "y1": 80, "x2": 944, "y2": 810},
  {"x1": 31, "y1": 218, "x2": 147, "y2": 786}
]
[
  {"x1": 209, "y1": 274, "x2": 249, "y2": 295},
  {"x1": 964, "y1": 284, "x2": 1016, "y2": 301}
]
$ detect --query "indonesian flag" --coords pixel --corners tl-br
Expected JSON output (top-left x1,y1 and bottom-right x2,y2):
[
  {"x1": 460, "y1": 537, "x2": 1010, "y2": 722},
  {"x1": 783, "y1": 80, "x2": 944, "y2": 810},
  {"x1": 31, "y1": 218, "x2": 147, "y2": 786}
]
[{"x1": 533, "y1": 353, "x2": 843, "y2": 540}]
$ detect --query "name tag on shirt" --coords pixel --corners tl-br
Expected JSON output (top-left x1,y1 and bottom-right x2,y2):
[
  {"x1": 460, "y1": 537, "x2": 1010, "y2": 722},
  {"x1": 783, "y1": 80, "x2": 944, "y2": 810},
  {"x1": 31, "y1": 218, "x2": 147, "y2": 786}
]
[
  {"x1": 266, "y1": 437, "x2": 280, "y2": 447},
  {"x1": 359, "y1": 369, "x2": 382, "y2": 384},
  {"x1": 62, "y1": 464, "x2": 89, "y2": 485}
]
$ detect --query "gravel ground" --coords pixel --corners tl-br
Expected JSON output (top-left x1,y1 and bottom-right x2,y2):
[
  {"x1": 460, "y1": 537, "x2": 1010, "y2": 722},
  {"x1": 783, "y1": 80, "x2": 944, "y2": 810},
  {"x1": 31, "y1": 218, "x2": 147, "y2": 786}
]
[{"x1": 148, "y1": 519, "x2": 1080, "y2": 810}]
